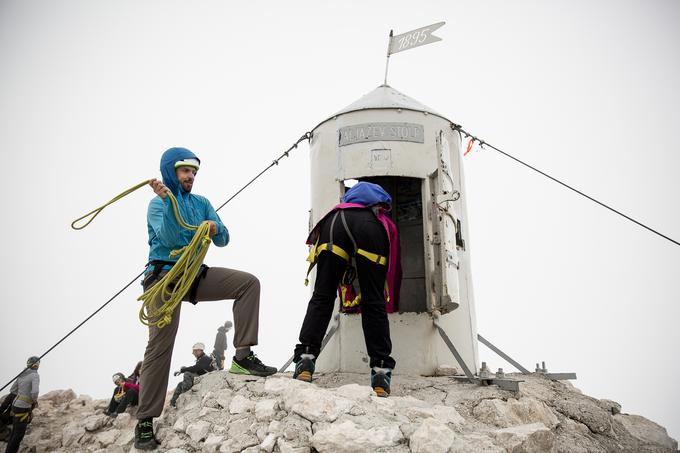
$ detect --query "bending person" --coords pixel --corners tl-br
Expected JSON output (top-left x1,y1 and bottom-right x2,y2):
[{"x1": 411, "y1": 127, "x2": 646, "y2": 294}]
[{"x1": 292, "y1": 182, "x2": 401, "y2": 397}]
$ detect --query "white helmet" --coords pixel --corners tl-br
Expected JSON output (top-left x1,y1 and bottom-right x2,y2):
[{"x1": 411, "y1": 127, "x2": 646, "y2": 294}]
[{"x1": 192, "y1": 342, "x2": 205, "y2": 351}]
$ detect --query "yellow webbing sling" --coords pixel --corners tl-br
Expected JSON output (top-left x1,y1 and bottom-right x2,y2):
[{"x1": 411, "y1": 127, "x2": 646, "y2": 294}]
[{"x1": 304, "y1": 210, "x2": 389, "y2": 309}]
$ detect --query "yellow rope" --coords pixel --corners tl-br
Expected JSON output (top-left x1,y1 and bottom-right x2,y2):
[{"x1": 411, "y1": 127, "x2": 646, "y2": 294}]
[{"x1": 72, "y1": 179, "x2": 213, "y2": 328}]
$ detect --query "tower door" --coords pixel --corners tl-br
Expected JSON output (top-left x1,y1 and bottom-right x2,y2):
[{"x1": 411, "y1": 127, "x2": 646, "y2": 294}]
[{"x1": 427, "y1": 131, "x2": 460, "y2": 314}]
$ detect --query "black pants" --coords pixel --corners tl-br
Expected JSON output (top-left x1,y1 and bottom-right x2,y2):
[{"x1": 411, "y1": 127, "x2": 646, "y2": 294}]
[
  {"x1": 0, "y1": 394, "x2": 14, "y2": 426},
  {"x1": 106, "y1": 388, "x2": 139, "y2": 414},
  {"x1": 170, "y1": 372, "x2": 196, "y2": 405},
  {"x1": 5, "y1": 406, "x2": 31, "y2": 453},
  {"x1": 294, "y1": 208, "x2": 396, "y2": 369}
]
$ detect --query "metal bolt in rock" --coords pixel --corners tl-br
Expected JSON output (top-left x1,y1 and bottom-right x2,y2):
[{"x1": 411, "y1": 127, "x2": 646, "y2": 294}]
[{"x1": 479, "y1": 361, "x2": 491, "y2": 379}]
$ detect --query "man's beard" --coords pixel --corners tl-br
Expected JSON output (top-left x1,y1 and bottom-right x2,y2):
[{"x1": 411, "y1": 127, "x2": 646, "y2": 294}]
[{"x1": 181, "y1": 181, "x2": 193, "y2": 192}]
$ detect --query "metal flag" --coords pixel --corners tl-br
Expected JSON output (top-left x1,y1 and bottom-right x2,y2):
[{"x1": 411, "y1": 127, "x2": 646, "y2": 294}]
[{"x1": 388, "y1": 22, "x2": 445, "y2": 55}]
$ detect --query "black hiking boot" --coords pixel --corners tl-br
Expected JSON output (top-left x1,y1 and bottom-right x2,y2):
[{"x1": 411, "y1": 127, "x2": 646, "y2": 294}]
[
  {"x1": 229, "y1": 352, "x2": 277, "y2": 377},
  {"x1": 371, "y1": 367, "x2": 392, "y2": 397},
  {"x1": 134, "y1": 418, "x2": 159, "y2": 450},
  {"x1": 293, "y1": 354, "x2": 315, "y2": 382}
]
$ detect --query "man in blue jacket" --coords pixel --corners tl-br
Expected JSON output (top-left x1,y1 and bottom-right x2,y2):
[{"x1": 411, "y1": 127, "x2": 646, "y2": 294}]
[{"x1": 135, "y1": 147, "x2": 276, "y2": 450}]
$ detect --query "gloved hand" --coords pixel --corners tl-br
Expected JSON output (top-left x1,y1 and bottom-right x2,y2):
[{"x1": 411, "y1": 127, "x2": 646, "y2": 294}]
[
  {"x1": 173, "y1": 371, "x2": 181, "y2": 377},
  {"x1": 180, "y1": 367, "x2": 187, "y2": 373}
]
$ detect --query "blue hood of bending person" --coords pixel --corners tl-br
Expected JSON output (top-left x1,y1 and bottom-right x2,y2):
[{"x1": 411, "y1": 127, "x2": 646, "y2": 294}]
[
  {"x1": 342, "y1": 181, "x2": 392, "y2": 209},
  {"x1": 160, "y1": 147, "x2": 201, "y2": 196}
]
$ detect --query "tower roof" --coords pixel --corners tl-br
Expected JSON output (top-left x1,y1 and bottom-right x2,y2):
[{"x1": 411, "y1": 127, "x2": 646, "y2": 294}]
[{"x1": 313, "y1": 84, "x2": 451, "y2": 131}]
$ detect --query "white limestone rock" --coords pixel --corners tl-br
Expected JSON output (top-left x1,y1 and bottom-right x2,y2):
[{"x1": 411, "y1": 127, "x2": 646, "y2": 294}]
[
  {"x1": 173, "y1": 416, "x2": 187, "y2": 433},
  {"x1": 283, "y1": 386, "x2": 353, "y2": 423},
  {"x1": 615, "y1": 413, "x2": 678, "y2": 452},
  {"x1": 95, "y1": 428, "x2": 119, "y2": 447},
  {"x1": 492, "y1": 422, "x2": 556, "y2": 453},
  {"x1": 203, "y1": 434, "x2": 225, "y2": 452},
  {"x1": 61, "y1": 422, "x2": 86, "y2": 447},
  {"x1": 432, "y1": 404, "x2": 465, "y2": 427},
  {"x1": 112, "y1": 412, "x2": 132, "y2": 429},
  {"x1": 335, "y1": 383, "x2": 375, "y2": 401},
  {"x1": 260, "y1": 432, "x2": 278, "y2": 452},
  {"x1": 598, "y1": 398, "x2": 621, "y2": 415},
  {"x1": 277, "y1": 438, "x2": 312, "y2": 453},
  {"x1": 95, "y1": 447, "x2": 126, "y2": 453},
  {"x1": 213, "y1": 388, "x2": 234, "y2": 409},
  {"x1": 408, "y1": 417, "x2": 457, "y2": 453},
  {"x1": 312, "y1": 419, "x2": 403, "y2": 452},
  {"x1": 229, "y1": 394, "x2": 255, "y2": 414},
  {"x1": 553, "y1": 395, "x2": 612, "y2": 434},
  {"x1": 219, "y1": 433, "x2": 259, "y2": 452},
  {"x1": 83, "y1": 413, "x2": 111, "y2": 431},
  {"x1": 41, "y1": 389, "x2": 77, "y2": 406},
  {"x1": 264, "y1": 376, "x2": 309, "y2": 394},
  {"x1": 449, "y1": 433, "x2": 505, "y2": 453},
  {"x1": 116, "y1": 427, "x2": 135, "y2": 446},
  {"x1": 186, "y1": 420, "x2": 212, "y2": 442},
  {"x1": 473, "y1": 397, "x2": 559, "y2": 428},
  {"x1": 255, "y1": 399, "x2": 278, "y2": 421}
]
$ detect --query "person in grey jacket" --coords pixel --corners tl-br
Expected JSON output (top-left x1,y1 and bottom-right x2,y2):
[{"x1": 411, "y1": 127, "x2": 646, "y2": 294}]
[
  {"x1": 211, "y1": 321, "x2": 233, "y2": 370},
  {"x1": 169, "y1": 343, "x2": 214, "y2": 407},
  {"x1": 5, "y1": 356, "x2": 40, "y2": 453}
]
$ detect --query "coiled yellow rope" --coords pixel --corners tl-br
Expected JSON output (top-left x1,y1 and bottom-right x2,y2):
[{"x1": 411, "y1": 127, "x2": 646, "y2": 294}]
[{"x1": 72, "y1": 179, "x2": 212, "y2": 328}]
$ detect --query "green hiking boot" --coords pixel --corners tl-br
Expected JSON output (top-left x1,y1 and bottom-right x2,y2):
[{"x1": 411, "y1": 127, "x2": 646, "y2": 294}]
[
  {"x1": 134, "y1": 418, "x2": 159, "y2": 450},
  {"x1": 229, "y1": 352, "x2": 277, "y2": 377}
]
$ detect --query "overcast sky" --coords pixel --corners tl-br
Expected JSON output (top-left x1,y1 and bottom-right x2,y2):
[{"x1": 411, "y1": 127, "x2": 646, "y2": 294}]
[{"x1": 1, "y1": 0, "x2": 678, "y2": 441}]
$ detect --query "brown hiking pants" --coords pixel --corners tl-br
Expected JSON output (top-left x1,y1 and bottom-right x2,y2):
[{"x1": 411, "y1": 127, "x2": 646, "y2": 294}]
[{"x1": 137, "y1": 266, "x2": 260, "y2": 419}]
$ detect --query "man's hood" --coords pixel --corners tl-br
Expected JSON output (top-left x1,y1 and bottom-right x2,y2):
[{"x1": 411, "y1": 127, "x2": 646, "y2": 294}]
[{"x1": 160, "y1": 147, "x2": 201, "y2": 195}]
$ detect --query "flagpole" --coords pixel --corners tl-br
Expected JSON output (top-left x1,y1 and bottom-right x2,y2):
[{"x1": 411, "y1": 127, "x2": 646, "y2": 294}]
[{"x1": 383, "y1": 30, "x2": 393, "y2": 86}]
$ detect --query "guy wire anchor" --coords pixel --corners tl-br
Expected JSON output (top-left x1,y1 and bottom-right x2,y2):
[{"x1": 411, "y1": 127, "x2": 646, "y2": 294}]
[
  {"x1": 433, "y1": 311, "x2": 522, "y2": 392},
  {"x1": 535, "y1": 360, "x2": 577, "y2": 381}
]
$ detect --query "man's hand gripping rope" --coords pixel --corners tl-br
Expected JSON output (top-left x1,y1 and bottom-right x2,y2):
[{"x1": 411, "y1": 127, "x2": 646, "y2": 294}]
[{"x1": 72, "y1": 179, "x2": 213, "y2": 329}]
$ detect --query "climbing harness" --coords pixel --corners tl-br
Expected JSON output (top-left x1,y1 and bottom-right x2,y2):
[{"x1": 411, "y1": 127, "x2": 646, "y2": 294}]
[
  {"x1": 305, "y1": 209, "x2": 389, "y2": 311},
  {"x1": 72, "y1": 179, "x2": 213, "y2": 329}
]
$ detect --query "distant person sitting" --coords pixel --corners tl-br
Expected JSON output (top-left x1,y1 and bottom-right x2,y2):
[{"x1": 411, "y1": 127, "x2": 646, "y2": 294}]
[
  {"x1": 170, "y1": 343, "x2": 215, "y2": 407},
  {"x1": 105, "y1": 372, "x2": 140, "y2": 417},
  {"x1": 211, "y1": 321, "x2": 233, "y2": 370}
]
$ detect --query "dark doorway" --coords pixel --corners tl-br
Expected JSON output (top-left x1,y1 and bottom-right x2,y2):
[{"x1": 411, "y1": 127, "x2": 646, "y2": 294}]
[{"x1": 359, "y1": 176, "x2": 427, "y2": 313}]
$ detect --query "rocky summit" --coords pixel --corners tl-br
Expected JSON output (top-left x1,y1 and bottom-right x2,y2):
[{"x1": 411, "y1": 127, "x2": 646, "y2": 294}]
[{"x1": 0, "y1": 371, "x2": 676, "y2": 452}]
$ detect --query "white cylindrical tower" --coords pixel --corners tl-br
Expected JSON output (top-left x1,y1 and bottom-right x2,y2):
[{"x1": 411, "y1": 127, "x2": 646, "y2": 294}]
[{"x1": 309, "y1": 85, "x2": 478, "y2": 375}]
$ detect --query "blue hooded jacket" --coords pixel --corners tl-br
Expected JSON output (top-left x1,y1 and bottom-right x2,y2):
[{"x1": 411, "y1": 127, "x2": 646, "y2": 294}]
[
  {"x1": 342, "y1": 181, "x2": 392, "y2": 208},
  {"x1": 147, "y1": 147, "x2": 229, "y2": 266}
]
